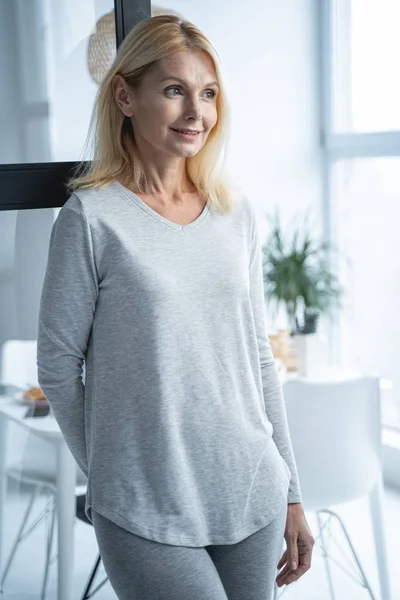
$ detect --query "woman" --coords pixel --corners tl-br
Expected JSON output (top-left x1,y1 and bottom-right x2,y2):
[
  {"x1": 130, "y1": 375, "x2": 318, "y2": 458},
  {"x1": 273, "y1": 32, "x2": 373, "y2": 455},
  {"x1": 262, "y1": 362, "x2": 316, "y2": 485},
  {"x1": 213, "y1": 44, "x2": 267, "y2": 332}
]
[{"x1": 37, "y1": 14, "x2": 314, "y2": 600}]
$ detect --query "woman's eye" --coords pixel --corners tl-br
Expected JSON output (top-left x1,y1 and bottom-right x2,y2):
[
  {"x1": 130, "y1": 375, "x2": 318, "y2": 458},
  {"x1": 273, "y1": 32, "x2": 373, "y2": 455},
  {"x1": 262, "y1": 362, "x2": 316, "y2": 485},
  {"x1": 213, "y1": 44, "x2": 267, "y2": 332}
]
[
  {"x1": 165, "y1": 87, "x2": 216, "y2": 99},
  {"x1": 166, "y1": 86, "x2": 181, "y2": 96}
]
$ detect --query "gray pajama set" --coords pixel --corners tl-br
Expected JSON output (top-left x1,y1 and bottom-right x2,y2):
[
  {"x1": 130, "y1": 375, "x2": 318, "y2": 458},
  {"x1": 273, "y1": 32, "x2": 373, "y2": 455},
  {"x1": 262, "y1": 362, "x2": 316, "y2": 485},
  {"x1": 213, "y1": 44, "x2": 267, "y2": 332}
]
[{"x1": 37, "y1": 180, "x2": 302, "y2": 599}]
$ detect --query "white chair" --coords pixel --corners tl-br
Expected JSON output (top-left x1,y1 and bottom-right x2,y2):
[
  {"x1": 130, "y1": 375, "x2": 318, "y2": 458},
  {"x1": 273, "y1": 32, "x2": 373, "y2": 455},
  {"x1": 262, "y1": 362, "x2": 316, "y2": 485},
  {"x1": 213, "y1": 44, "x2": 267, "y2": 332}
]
[
  {"x1": 273, "y1": 376, "x2": 391, "y2": 600},
  {"x1": 0, "y1": 339, "x2": 87, "y2": 600}
]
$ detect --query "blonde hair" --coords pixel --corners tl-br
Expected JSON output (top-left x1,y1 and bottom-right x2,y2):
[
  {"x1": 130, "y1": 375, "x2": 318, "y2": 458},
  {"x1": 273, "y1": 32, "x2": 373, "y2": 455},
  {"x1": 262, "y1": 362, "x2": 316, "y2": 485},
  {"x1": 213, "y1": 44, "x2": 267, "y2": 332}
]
[{"x1": 67, "y1": 14, "x2": 241, "y2": 214}]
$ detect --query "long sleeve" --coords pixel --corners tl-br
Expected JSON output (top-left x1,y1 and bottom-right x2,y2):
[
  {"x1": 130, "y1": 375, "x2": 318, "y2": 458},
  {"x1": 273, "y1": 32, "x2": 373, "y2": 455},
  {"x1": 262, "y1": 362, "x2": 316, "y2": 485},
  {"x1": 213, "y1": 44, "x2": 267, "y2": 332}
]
[
  {"x1": 36, "y1": 194, "x2": 99, "y2": 478},
  {"x1": 248, "y1": 201, "x2": 303, "y2": 504}
]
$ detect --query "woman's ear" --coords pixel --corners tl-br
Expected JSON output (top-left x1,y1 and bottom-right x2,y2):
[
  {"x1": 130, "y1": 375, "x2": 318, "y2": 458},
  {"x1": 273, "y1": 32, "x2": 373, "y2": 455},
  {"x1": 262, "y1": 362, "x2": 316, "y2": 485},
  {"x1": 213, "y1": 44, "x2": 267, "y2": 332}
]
[{"x1": 112, "y1": 74, "x2": 135, "y2": 118}]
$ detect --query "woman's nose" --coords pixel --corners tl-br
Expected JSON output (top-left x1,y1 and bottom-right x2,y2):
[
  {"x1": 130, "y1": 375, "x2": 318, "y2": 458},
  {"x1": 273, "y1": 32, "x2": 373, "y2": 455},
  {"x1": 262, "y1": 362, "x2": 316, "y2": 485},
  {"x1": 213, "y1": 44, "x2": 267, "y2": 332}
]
[{"x1": 184, "y1": 97, "x2": 202, "y2": 121}]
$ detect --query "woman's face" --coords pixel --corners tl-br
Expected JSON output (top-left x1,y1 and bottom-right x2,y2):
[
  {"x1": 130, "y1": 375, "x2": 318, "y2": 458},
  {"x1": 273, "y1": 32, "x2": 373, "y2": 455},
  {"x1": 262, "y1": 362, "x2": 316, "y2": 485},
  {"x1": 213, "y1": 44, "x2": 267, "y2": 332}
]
[{"x1": 114, "y1": 49, "x2": 219, "y2": 159}]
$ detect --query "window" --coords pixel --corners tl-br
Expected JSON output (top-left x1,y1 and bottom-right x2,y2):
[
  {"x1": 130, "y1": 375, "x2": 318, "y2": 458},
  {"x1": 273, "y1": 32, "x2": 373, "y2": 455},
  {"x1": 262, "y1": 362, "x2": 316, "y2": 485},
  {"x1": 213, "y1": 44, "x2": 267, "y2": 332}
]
[
  {"x1": 322, "y1": 0, "x2": 400, "y2": 425},
  {"x1": 334, "y1": 157, "x2": 400, "y2": 420},
  {"x1": 332, "y1": 0, "x2": 400, "y2": 133},
  {"x1": 0, "y1": 0, "x2": 115, "y2": 164}
]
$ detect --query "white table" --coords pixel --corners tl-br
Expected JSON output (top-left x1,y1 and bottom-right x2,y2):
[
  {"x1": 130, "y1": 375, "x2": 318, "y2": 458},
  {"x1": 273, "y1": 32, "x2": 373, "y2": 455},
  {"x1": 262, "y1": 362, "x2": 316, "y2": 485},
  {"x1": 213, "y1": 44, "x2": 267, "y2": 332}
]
[{"x1": 0, "y1": 397, "x2": 77, "y2": 600}]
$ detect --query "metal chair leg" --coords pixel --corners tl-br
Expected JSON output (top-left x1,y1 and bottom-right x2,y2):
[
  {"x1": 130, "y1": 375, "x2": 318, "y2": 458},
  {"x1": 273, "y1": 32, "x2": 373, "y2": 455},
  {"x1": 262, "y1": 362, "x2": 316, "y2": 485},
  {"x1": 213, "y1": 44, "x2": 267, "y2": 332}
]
[
  {"x1": 273, "y1": 508, "x2": 378, "y2": 600},
  {"x1": 0, "y1": 484, "x2": 43, "y2": 593},
  {"x1": 368, "y1": 475, "x2": 391, "y2": 600},
  {"x1": 40, "y1": 495, "x2": 56, "y2": 600},
  {"x1": 319, "y1": 509, "x2": 377, "y2": 600},
  {"x1": 80, "y1": 554, "x2": 102, "y2": 600},
  {"x1": 317, "y1": 511, "x2": 336, "y2": 600}
]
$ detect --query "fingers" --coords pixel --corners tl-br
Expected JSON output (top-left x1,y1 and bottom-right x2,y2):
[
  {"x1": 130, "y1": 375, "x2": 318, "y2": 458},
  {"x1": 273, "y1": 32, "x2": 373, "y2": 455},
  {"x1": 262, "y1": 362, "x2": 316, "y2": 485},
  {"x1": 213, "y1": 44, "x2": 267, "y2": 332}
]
[
  {"x1": 277, "y1": 549, "x2": 288, "y2": 570},
  {"x1": 276, "y1": 563, "x2": 291, "y2": 586},
  {"x1": 276, "y1": 538, "x2": 314, "y2": 587},
  {"x1": 290, "y1": 553, "x2": 298, "y2": 571},
  {"x1": 287, "y1": 535, "x2": 299, "y2": 571},
  {"x1": 276, "y1": 563, "x2": 308, "y2": 587}
]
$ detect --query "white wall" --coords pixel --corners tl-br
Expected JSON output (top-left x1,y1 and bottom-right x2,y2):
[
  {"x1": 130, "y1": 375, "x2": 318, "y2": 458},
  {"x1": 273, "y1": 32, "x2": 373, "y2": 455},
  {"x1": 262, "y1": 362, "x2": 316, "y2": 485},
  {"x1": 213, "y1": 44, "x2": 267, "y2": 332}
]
[
  {"x1": 0, "y1": 0, "x2": 322, "y2": 350},
  {"x1": 165, "y1": 0, "x2": 323, "y2": 237}
]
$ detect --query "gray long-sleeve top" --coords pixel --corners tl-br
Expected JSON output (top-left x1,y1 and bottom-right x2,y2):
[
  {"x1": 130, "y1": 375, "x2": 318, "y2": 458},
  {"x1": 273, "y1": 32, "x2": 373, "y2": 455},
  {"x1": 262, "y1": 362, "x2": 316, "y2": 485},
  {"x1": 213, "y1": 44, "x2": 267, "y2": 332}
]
[{"x1": 37, "y1": 180, "x2": 302, "y2": 547}]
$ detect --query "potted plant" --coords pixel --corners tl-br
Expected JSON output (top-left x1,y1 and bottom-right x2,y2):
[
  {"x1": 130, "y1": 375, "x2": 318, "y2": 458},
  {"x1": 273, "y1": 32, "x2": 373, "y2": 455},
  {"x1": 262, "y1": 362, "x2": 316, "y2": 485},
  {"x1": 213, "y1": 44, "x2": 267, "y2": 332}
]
[{"x1": 261, "y1": 211, "x2": 343, "y2": 375}]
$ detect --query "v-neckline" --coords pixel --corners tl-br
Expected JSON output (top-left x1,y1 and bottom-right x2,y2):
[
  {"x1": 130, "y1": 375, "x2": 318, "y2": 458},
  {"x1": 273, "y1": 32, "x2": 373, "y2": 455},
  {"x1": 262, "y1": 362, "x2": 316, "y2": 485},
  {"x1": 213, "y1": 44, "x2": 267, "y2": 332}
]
[{"x1": 112, "y1": 181, "x2": 211, "y2": 232}]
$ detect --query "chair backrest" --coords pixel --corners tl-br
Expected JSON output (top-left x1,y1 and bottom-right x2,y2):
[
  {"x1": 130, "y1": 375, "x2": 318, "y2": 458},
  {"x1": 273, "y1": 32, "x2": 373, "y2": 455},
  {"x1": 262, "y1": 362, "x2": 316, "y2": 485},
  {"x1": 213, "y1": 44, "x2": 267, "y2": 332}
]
[
  {"x1": 0, "y1": 339, "x2": 85, "y2": 484},
  {"x1": 0, "y1": 339, "x2": 38, "y2": 388},
  {"x1": 283, "y1": 376, "x2": 382, "y2": 511}
]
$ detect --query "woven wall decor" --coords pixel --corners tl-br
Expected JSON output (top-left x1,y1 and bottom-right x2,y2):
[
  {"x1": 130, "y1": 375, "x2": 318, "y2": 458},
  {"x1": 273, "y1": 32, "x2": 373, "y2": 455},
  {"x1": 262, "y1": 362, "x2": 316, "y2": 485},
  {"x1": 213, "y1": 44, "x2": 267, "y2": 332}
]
[{"x1": 87, "y1": 5, "x2": 185, "y2": 85}]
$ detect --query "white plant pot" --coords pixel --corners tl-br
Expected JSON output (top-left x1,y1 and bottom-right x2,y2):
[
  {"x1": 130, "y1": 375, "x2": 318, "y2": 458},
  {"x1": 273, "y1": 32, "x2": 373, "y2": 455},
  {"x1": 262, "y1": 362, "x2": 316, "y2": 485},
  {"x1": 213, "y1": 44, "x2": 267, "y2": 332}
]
[{"x1": 291, "y1": 333, "x2": 328, "y2": 378}]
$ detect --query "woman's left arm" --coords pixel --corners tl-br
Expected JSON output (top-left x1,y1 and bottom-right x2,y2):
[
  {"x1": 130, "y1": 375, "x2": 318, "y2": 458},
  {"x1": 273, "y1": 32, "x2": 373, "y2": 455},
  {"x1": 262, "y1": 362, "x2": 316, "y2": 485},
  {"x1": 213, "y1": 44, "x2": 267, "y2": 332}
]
[
  {"x1": 247, "y1": 199, "x2": 314, "y2": 586},
  {"x1": 247, "y1": 200, "x2": 301, "y2": 502}
]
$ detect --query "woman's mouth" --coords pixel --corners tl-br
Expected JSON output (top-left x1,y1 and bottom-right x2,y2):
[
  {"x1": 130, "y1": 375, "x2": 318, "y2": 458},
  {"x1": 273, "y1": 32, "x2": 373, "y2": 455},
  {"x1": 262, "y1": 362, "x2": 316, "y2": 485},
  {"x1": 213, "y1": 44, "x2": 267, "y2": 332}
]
[{"x1": 170, "y1": 128, "x2": 202, "y2": 141}]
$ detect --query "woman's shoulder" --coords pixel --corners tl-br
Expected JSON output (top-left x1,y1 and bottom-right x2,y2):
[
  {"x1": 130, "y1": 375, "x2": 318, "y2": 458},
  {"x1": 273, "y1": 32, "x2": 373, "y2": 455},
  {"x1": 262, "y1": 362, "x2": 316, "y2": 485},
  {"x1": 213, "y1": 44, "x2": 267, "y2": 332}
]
[
  {"x1": 229, "y1": 190, "x2": 255, "y2": 228},
  {"x1": 64, "y1": 181, "x2": 123, "y2": 220}
]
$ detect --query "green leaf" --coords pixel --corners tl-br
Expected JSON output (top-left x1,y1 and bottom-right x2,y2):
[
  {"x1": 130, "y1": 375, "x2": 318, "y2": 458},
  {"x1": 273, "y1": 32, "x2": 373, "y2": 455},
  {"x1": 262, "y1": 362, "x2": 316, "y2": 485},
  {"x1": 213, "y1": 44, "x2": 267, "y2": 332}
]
[{"x1": 261, "y1": 210, "x2": 344, "y2": 333}]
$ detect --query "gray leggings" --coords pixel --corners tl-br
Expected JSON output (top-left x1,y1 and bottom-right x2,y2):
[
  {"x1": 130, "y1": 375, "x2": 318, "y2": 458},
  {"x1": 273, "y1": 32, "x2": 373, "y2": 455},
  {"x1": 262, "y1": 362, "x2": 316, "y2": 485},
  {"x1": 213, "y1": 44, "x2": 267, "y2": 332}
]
[{"x1": 91, "y1": 503, "x2": 287, "y2": 600}]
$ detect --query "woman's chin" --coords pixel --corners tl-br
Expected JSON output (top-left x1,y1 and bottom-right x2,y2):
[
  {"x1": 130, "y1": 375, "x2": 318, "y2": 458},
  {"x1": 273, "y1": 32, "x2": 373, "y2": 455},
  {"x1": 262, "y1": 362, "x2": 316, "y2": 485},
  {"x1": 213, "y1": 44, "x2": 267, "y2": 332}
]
[{"x1": 170, "y1": 146, "x2": 202, "y2": 158}]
